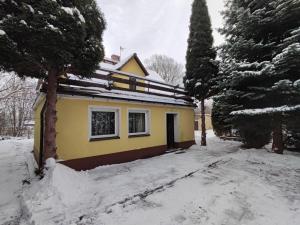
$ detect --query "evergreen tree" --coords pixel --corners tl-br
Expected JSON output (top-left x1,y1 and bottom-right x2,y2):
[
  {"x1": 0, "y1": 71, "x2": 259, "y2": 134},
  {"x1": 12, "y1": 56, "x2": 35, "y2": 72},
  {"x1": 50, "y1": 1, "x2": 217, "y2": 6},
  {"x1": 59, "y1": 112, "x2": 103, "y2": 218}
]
[
  {"x1": 0, "y1": 0, "x2": 105, "y2": 163},
  {"x1": 216, "y1": 0, "x2": 300, "y2": 152},
  {"x1": 286, "y1": 111, "x2": 300, "y2": 151},
  {"x1": 184, "y1": 0, "x2": 218, "y2": 146}
]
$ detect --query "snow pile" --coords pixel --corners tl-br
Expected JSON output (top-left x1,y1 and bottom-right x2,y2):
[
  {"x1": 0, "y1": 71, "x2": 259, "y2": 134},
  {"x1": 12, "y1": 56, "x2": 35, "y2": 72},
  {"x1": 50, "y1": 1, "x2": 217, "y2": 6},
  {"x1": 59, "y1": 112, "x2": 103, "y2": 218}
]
[
  {"x1": 22, "y1": 162, "x2": 95, "y2": 224},
  {"x1": 51, "y1": 163, "x2": 92, "y2": 205},
  {"x1": 29, "y1": 163, "x2": 92, "y2": 206},
  {"x1": 45, "y1": 157, "x2": 56, "y2": 170}
]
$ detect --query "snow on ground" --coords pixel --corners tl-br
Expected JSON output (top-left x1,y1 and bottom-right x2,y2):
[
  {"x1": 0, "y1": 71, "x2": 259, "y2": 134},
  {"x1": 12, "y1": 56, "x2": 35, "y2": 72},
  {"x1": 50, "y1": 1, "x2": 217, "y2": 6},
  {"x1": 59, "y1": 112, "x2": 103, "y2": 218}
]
[
  {"x1": 0, "y1": 138, "x2": 33, "y2": 225},
  {"x1": 0, "y1": 131, "x2": 300, "y2": 225}
]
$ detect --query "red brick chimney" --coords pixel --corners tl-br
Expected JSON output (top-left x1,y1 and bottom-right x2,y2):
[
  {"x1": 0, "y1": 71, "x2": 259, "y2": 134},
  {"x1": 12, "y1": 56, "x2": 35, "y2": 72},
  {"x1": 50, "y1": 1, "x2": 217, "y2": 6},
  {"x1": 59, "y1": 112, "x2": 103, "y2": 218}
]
[{"x1": 111, "y1": 54, "x2": 120, "y2": 62}]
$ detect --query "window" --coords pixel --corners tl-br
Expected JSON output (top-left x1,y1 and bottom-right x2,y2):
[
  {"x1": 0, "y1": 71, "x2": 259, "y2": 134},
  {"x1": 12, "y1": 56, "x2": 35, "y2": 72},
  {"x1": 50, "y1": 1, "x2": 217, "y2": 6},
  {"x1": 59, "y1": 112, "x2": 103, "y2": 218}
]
[
  {"x1": 89, "y1": 107, "x2": 119, "y2": 139},
  {"x1": 129, "y1": 77, "x2": 137, "y2": 90},
  {"x1": 128, "y1": 110, "x2": 149, "y2": 135}
]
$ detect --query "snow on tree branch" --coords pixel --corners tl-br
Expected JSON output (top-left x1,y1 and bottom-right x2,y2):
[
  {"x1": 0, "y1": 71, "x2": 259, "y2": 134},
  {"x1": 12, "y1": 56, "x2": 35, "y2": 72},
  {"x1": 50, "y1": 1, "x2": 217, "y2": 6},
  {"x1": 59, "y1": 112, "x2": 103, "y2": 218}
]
[{"x1": 231, "y1": 105, "x2": 300, "y2": 116}]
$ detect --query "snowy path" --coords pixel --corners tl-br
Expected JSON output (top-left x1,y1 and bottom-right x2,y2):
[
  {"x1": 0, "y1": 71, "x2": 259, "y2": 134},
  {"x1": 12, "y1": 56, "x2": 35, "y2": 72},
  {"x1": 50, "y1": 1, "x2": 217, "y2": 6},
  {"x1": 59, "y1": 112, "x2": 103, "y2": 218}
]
[
  {"x1": 1, "y1": 131, "x2": 300, "y2": 225},
  {"x1": 0, "y1": 139, "x2": 32, "y2": 225}
]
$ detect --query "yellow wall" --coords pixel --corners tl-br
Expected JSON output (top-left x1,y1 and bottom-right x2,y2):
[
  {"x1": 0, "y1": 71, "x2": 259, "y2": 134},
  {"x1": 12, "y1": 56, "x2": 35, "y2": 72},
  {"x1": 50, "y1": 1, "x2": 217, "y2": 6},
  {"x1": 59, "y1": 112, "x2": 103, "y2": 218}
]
[
  {"x1": 196, "y1": 114, "x2": 212, "y2": 130},
  {"x1": 33, "y1": 97, "x2": 45, "y2": 163},
  {"x1": 55, "y1": 97, "x2": 195, "y2": 161},
  {"x1": 113, "y1": 57, "x2": 146, "y2": 91}
]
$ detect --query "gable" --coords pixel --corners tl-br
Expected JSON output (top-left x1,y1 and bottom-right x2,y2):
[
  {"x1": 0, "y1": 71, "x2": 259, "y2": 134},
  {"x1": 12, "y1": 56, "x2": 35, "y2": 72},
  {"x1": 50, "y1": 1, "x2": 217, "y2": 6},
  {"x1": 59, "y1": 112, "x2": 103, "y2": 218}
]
[{"x1": 119, "y1": 57, "x2": 147, "y2": 77}]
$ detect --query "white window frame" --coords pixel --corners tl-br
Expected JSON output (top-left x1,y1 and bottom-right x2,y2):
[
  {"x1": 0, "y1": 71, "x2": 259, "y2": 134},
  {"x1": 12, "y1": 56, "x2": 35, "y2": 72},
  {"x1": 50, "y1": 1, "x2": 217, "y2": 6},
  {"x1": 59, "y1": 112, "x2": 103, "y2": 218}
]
[
  {"x1": 128, "y1": 109, "x2": 150, "y2": 136},
  {"x1": 88, "y1": 106, "x2": 120, "y2": 139}
]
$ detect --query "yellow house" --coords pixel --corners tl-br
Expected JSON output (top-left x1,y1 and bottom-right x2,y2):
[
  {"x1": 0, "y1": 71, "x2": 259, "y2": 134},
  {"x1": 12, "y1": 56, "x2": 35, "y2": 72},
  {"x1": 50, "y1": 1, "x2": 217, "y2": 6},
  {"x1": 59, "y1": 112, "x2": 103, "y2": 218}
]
[
  {"x1": 194, "y1": 108, "x2": 212, "y2": 130},
  {"x1": 33, "y1": 53, "x2": 195, "y2": 170}
]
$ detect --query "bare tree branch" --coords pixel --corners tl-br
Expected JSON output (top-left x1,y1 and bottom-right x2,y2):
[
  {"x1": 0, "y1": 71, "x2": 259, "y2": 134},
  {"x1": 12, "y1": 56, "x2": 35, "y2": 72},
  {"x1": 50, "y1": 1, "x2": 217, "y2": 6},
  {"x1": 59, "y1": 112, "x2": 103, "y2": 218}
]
[
  {"x1": 0, "y1": 72, "x2": 36, "y2": 137},
  {"x1": 145, "y1": 55, "x2": 184, "y2": 86}
]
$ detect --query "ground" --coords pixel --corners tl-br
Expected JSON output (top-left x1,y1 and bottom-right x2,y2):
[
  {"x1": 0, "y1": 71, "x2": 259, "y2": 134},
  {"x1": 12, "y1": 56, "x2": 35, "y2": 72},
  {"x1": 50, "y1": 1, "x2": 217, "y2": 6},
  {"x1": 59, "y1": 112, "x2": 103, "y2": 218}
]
[{"x1": 0, "y1": 131, "x2": 299, "y2": 225}]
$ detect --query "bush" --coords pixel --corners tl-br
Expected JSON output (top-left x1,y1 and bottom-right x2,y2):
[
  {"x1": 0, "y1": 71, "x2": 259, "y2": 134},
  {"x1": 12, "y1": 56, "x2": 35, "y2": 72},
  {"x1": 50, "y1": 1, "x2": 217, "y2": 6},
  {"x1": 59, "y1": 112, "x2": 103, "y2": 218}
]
[
  {"x1": 285, "y1": 111, "x2": 300, "y2": 151},
  {"x1": 232, "y1": 114, "x2": 272, "y2": 148}
]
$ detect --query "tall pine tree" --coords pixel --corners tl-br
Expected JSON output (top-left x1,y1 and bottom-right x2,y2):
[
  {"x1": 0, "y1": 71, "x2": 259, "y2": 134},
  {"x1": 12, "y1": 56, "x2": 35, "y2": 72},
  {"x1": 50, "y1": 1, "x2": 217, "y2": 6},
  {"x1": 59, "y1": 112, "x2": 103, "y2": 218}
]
[
  {"x1": 0, "y1": 0, "x2": 105, "y2": 163},
  {"x1": 184, "y1": 0, "x2": 218, "y2": 146}
]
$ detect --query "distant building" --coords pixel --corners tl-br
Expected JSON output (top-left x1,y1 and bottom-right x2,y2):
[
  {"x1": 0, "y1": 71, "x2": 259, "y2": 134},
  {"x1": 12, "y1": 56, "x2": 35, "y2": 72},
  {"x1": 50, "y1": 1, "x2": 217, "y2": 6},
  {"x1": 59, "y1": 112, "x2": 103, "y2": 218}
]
[{"x1": 194, "y1": 106, "x2": 212, "y2": 131}]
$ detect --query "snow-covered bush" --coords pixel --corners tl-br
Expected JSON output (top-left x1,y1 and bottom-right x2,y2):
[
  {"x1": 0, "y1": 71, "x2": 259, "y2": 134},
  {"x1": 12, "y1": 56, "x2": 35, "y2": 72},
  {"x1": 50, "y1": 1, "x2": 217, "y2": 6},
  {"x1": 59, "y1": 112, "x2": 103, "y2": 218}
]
[{"x1": 232, "y1": 114, "x2": 272, "y2": 148}]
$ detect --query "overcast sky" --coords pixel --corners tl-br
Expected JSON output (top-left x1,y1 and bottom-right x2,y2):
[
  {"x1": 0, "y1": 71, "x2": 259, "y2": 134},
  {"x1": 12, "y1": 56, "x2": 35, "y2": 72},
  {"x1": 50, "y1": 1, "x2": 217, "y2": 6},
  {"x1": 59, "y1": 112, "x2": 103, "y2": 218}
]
[{"x1": 97, "y1": 0, "x2": 225, "y2": 65}]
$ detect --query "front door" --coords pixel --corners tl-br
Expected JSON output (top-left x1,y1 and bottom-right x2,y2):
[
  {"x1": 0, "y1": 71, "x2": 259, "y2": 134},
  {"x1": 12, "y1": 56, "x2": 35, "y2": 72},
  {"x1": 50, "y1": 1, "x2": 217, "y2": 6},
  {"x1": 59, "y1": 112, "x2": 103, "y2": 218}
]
[{"x1": 167, "y1": 114, "x2": 175, "y2": 148}]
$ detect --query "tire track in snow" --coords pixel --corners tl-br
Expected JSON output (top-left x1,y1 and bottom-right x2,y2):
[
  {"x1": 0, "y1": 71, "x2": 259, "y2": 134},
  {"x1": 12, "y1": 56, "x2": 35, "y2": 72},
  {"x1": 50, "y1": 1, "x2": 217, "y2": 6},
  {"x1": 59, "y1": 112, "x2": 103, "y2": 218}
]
[{"x1": 76, "y1": 159, "x2": 232, "y2": 224}]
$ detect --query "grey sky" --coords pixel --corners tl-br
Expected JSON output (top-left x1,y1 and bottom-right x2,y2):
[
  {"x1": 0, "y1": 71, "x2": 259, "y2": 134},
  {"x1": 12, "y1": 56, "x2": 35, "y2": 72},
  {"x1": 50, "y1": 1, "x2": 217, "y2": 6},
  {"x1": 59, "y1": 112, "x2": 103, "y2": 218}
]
[{"x1": 97, "y1": 0, "x2": 225, "y2": 65}]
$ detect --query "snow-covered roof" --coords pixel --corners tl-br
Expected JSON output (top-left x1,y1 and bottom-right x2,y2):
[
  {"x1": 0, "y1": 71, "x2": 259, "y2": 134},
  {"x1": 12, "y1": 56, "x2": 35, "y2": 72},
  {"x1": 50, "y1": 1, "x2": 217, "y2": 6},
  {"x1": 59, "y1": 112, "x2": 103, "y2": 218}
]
[
  {"x1": 59, "y1": 73, "x2": 192, "y2": 106},
  {"x1": 147, "y1": 70, "x2": 166, "y2": 83},
  {"x1": 58, "y1": 83, "x2": 192, "y2": 106},
  {"x1": 42, "y1": 54, "x2": 193, "y2": 107},
  {"x1": 99, "y1": 53, "x2": 149, "y2": 76}
]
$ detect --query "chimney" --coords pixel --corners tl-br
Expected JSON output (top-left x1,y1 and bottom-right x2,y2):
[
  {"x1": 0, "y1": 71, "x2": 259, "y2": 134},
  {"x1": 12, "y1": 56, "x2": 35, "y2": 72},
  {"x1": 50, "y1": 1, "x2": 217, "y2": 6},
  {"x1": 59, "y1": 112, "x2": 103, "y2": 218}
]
[{"x1": 111, "y1": 54, "x2": 120, "y2": 62}]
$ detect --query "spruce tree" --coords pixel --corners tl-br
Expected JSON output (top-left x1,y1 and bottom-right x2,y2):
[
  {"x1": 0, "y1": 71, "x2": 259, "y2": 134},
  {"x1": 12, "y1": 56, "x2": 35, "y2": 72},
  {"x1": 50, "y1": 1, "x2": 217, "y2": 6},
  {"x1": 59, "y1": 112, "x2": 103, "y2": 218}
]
[
  {"x1": 216, "y1": 0, "x2": 300, "y2": 152},
  {"x1": 184, "y1": 0, "x2": 218, "y2": 146},
  {"x1": 212, "y1": 0, "x2": 274, "y2": 146},
  {"x1": 0, "y1": 0, "x2": 105, "y2": 163}
]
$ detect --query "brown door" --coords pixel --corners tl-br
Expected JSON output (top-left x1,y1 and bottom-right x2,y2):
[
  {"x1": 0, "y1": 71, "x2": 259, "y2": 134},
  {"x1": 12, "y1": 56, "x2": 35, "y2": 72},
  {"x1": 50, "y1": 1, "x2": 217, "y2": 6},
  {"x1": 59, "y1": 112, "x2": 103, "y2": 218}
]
[{"x1": 167, "y1": 114, "x2": 175, "y2": 148}]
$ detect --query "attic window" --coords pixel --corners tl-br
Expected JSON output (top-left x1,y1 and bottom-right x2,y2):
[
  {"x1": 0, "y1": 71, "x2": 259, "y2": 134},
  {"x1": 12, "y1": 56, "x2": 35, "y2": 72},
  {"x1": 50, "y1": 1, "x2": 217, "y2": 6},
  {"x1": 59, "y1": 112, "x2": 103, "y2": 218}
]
[{"x1": 129, "y1": 77, "x2": 137, "y2": 90}]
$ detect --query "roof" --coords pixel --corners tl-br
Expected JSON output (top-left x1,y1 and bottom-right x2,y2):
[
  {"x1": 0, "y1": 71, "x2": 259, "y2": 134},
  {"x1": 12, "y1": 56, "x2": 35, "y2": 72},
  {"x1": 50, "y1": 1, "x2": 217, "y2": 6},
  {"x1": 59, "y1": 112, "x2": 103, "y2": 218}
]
[
  {"x1": 59, "y1": 68, "x2": 192, "y2": 107},
  {"x1": 115, "y1": 53, "x2": 149, "y2": 76},
  {"x1": 56, "y1": 84, "x2": 192, "y2": 107},
  {"x1": 99, "y1": 53, "x2": 149, "y2": 76},
  {"x1": 39, "y1": 53, "x2": 194, "y2": 107},
  {"x1": 147, "y1": 70, "x2": 165, "y2": 83}
]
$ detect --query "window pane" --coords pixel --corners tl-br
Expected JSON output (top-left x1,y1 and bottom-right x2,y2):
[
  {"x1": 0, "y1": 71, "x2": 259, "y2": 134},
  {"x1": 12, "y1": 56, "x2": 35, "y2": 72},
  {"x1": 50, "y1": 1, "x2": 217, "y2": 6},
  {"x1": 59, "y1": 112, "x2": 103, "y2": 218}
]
[
  {"x1": 129, "y1": 112, "x2": 146, "y2": 133},
  {"x1": 129, "y1": 77, "x2": 137, "y2": 90},
  {"x1": 91, "y1": 111, "x2": 115, "y2": 136}
]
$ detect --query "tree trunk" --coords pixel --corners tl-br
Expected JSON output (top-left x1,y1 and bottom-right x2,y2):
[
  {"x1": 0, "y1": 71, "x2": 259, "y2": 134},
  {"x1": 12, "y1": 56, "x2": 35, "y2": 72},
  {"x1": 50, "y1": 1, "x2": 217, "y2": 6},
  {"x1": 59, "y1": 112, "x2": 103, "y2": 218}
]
[
  {"x1": 200, "y1": 98, "x2": 207, "y2": 146},
  {"x1": 43, "y1": 67, "x2": 59, "y2": 161},
  {"x1": 272, "y1": 118, "x2": 284, "y2": 154}
]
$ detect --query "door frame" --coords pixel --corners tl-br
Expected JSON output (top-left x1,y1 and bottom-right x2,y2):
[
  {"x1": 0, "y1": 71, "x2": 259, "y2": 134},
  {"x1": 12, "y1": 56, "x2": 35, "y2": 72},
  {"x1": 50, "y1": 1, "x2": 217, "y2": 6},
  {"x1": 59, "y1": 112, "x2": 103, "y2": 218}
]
[{"x1": 165, "y1": 112, "x2": 179, "y2": 147}]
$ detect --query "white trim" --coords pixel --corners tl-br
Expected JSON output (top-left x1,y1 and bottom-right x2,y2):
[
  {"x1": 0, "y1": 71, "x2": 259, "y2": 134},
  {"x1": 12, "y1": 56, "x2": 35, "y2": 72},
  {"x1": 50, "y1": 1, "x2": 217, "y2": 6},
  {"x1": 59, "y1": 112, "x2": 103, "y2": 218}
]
[
  {"x1": 127, "y1": 108, "x2": 150, "y2": 135},
  {"x1": 88, "y1": 106, "x2": 121, "y2": 139},
  {"x1": 165, "y1": 112, "x2": 180, "y2": 143},
  {"x1": 58, "y1": 94, "x2": 195, "y2": 109}
]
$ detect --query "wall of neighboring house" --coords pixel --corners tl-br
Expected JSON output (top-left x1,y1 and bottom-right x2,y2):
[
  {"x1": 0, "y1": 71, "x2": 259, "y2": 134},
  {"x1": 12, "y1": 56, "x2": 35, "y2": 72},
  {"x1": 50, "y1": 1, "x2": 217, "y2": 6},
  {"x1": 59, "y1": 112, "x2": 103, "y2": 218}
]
[
  {"x1": 195, "y1": 114, "x2": 212, "y2": 130},
  {"x1": 113, "y1": 58, "x2": 146, "y2": 91},
  {"x1": 52, "y1": 97, "x2": 194, "y2": 168}
]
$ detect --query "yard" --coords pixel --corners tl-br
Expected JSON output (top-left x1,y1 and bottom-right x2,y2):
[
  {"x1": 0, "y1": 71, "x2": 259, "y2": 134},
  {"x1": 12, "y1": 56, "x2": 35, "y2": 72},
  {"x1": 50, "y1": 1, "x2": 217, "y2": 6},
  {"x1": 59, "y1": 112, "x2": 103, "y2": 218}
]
[{"x1": 0, "y1": 131, "x2": 299, "y2": 225}]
